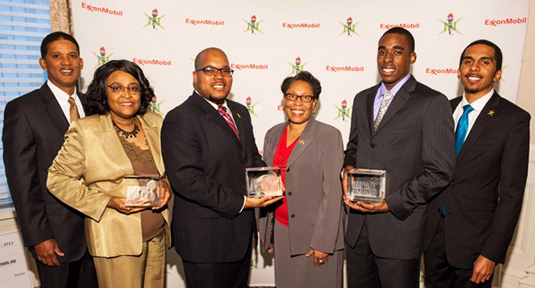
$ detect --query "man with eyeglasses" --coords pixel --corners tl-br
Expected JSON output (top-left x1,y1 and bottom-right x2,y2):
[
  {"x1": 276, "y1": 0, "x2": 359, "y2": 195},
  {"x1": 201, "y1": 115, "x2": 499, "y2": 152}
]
[
  {"x1": 342, "y1": 27, "x2": 455, "y2": 287},
  {"x1": 162, "y1": 47, "x2": 281, "y2": 288},
  {"x1": 3, "y1": 32, "x2": 97, "y2": 288}
]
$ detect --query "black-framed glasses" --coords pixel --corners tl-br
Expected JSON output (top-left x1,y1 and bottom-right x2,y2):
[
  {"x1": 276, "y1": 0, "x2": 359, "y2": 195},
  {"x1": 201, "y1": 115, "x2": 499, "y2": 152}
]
[
  {"x1": 285, "y1": 93, "x2": 315, "y2": 103},
  {"x1": 108, "y1": 85, "x2": 141, "y2": 94},
  {"x1": 196, "y1": 66, "x2": 234, "y2": 77}
]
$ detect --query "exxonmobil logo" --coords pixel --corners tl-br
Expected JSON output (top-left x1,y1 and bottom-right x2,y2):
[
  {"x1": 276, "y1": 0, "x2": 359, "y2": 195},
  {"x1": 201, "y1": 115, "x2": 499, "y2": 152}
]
[
  {"x1": 81, "y1": 3, "x2": 123, "y2": 16},
  {"x1": 485, "y1": 17, "x2": 527, "y2": 26},
  {"x1": 380, "y1": 23, "x2": 420, "y2": 29},
  {"x1": 425, "y1": 68, "x2": 459, "y2": 75}
]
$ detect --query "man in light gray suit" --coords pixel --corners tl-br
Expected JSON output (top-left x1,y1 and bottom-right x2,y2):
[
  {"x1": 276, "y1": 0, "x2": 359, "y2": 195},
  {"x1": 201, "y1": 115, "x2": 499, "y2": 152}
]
[{"x1": 342, "y1": 27, "x2": 455, "y2": 287}]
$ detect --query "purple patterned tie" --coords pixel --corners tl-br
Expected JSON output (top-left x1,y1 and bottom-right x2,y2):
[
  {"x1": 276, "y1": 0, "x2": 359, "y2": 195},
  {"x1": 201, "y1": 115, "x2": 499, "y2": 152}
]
[{"x1": 217, "y1": 106, "x2": 240, "y2": 140}]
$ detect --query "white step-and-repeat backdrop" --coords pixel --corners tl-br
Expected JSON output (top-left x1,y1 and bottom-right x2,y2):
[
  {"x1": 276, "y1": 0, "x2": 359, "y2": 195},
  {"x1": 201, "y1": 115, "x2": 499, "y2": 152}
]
[{"x1": 71, "y1": 0, "x2": 529, "y2": 286}]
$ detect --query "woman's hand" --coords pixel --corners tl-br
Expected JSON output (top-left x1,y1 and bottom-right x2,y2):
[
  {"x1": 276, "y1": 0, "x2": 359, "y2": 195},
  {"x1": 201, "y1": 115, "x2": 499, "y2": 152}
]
[
  {"x1": 306, "y1": 248, "x2": 329, "y2": 268},
  {"x1": 107, "y1": 197, "x2": 145, "y2": 214},
  {"x1": 152, "y1": 180, "x2": 171, "y2": 210}
]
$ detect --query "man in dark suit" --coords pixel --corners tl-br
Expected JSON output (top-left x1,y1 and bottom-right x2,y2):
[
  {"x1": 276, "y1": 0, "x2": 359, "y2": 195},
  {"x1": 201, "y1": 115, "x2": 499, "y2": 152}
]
[
  {"x1": 342, "y1": 27, "x2": 455, "y2": 287},
  {"x1": 3, "y1": 32, "x2": 97, "y2": 288},
  {"x1": 161, "y1": 47, "x2": 281, "y2": 288},
  {"x1": 424, "y1": 40, "x2": 530, "y2": 287}
]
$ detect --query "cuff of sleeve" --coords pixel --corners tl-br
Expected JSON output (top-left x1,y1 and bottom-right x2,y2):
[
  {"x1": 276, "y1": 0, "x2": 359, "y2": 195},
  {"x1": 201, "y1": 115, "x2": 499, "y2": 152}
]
[{"x1": 239, "y1": 196, "x2": 246, "y2": 213}]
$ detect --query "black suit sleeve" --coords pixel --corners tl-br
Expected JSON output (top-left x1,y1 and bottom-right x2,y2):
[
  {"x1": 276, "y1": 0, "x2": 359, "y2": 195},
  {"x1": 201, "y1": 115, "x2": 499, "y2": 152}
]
[
  {"x1": 3, "y1": 102, "x2": 53, "y2": 247},
  {"x1": 161, "y1": 110, "x2": 244, "y2": 218},
  {"x1": 482, "y1": 111, "x2": 530, "y2": 263}
]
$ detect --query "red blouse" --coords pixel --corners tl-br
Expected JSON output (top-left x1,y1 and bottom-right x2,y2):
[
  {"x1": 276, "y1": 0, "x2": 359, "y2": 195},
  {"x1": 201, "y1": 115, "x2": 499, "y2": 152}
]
[{"x1": 273, "y1": 127, "x2": 298, "y2": 227}]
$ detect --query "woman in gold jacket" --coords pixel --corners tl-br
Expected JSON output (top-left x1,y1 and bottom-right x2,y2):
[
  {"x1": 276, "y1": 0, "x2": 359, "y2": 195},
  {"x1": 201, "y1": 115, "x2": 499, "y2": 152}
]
[{"x1": 47, "y1": 60, "x2": 171, "y2": 288}]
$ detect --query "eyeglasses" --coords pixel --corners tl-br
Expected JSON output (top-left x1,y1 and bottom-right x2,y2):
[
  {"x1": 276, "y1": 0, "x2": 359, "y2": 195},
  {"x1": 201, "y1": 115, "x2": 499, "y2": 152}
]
[
  {"x1": 108, "y1": 85, "x2": 141, "y2": 94},
  {"x1": 196, "y1": 66, "x2": 234, "y2": 77},
  {"x1": 284, "y1": 93, "x2": 315, "y2": 103}
]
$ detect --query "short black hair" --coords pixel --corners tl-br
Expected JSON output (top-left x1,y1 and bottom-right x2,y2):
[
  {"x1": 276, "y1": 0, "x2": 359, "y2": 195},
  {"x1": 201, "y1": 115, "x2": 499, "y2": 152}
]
[
  {"x1": 280, "y1": 71, "x2": 322, "y2": 99},
  {"x1": 381, "y1": 27, "x2": 415, "y2": 53},
  {"x1": 85, "y1": 60, "x2": 155, "y2": 116},
  {"x1": 40, "y1": 32, "x2": 80, "y2": 58},
  {"x1": 459, "y1": 39, "x2": 503, "y2": 71}
]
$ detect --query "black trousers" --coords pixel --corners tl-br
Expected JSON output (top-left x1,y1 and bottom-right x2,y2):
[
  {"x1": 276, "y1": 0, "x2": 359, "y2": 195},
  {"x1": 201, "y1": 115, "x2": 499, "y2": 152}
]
[
  {"x1": 346, "y1": 218, "x2": 420, "y2": 288},
  {"x1": 35, "y1": 249, "x2": 97, "y2": 288},
  {"x1": 182, "y1": 241, "x2": 252, "y2": 288},
  {"x1": 424, "y1": 216, "x2": 494, "y2": 288}
]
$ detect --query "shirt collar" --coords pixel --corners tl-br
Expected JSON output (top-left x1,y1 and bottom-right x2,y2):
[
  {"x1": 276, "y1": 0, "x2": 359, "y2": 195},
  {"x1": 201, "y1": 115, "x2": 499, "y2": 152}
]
[
  {"x1": 195, "y1": 90, "x2": 229, "y2": 111},
  {"x1": 379, "y1": 73, "x2": 411, "y2": 97},
  {"x1": 47, "y1": 80, "x2": 78, "y2": 101},
  {"x1": 461, "y1": 89, "x2": 494, "y2": 113}
]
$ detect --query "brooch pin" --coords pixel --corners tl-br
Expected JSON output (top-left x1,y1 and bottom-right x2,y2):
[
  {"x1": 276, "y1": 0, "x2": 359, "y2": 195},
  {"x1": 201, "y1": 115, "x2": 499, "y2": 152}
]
[
  {"x1": 488, "y1": 110, "x2": 495, "y2": 116},
  {"x1": 299, "y1": 140, "x2": 305, "y2": 145}
]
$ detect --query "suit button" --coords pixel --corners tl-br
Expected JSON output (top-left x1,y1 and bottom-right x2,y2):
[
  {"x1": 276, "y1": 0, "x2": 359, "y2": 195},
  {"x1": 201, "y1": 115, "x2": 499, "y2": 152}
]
[
  {"x1": 370, "y1": 143, "x2": 376, "y2": 148},
  {"x1": 290, "y1": 214, "x2": 295, "y2": 218},
  {"x1": 287, "y1": 191, "x2": 292, "y2": 196}
]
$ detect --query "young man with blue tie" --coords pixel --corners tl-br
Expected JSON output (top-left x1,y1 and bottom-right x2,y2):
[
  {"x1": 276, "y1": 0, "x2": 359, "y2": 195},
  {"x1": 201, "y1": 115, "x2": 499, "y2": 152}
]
[{"x1": 424, "y1": 40, "x2": 530, "y2": 287}]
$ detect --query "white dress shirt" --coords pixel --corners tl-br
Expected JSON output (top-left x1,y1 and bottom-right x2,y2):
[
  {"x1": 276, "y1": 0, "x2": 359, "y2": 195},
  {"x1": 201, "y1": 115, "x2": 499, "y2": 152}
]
[
  {"x1": 47, "y1": 80, "x2": 85, "y2": 122},
  {"x1": 452, "y1": 89, "x2": 494, "y2": 142}
]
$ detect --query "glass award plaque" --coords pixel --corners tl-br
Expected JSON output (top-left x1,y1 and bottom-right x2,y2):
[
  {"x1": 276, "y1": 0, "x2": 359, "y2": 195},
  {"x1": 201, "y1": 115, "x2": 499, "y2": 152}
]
[
  {"x1": 347, "y1": 169, "x2": 386, "y2": 203},
  {"x1": 245, "y1": 167, "x2": 283, "y2": 198},
  {"x1": 123, "y1": 176, "x2": 162, "y2": 207}
]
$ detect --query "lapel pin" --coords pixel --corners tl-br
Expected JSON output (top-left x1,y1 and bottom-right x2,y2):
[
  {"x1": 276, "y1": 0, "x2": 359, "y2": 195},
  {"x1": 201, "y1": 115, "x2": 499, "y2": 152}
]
[
  {"x1": 299, "y1": 140, "x2": 305, "y2": 145},
  {"x1": 488, "y1": 110, "x2": 495, "y2": 116},
  {"x1": 236, "y1": 113, "x2": 241, "y2": 118}
]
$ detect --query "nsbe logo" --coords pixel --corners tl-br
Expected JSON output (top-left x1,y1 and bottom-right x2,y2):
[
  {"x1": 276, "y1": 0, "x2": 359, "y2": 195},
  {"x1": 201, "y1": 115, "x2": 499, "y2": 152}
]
[
  {"x1": 439, "y1": 13, "x2": 462, "y2": 35},
  {"x1": 288, "y1": 57, "x2": 307, "y2": 75},
  {"x1": 149, "y1": 95, "x2": 164, "y2": 115},
  {"x1": 92, "y1": 47, "x2": 113, "y2": 67},
  {"x1": 245, "y1": 97, "x2": 259, "y2": 117},
  {"x1": 243, "y1": 15, "x2": 263, "y2": 34},
  {"x1": 144, "y1": 9, "x2": 165, "y2": 29},
  {"x1": 339, "y1": 17, "x2": 359, "y2": 36},
  {"x1": 334, "y1": 100, "x2": 351, "y2": 121}
]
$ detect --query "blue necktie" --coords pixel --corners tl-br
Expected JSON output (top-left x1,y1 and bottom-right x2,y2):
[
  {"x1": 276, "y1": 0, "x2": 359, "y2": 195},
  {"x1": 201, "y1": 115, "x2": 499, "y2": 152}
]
[{"x1": 455, "y1": 104, "x2": 474, "y2": 156}]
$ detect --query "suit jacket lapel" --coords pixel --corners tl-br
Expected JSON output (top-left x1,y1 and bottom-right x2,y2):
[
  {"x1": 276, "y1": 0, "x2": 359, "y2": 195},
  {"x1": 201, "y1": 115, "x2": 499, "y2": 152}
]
[
  {"x1": 139, "y1": 115, "x2": 165, "y2": 176},
  {"x1": 97, "y1": 114, "x2": 134, "y2": 176},
  {"x1": 287, "y1": 117, "x2": 317, "y2": 168},
  {"x1": 366, "y1": 86, "x2": 378, "y2": 135},
  {"x1": 192, "y1": 93, "x2": 243, "y2": 149},
  {"x1": 227, "y1": 101, "x2": 246, "y2": 154},
  {"x1": 43, "y1": 84, "x2": 70, "y2": 135},
  {"x1": 373, "y1": 76, "x2": 415, "y2": 135},
  {"x1": 456, "y1": 92, "x2": 500, "y2": 162}
]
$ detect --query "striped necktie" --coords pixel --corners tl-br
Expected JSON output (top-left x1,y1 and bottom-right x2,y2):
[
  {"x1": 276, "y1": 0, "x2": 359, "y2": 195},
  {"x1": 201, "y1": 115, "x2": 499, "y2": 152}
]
[{"x1": 217, "y1": 106, "x2": 240, "y2": 140}]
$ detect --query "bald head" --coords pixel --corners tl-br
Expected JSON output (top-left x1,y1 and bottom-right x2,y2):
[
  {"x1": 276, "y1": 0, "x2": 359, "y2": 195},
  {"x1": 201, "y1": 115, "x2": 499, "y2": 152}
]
[{"x1": 194, "y1": 47, "x2": 228, "y2": 70}]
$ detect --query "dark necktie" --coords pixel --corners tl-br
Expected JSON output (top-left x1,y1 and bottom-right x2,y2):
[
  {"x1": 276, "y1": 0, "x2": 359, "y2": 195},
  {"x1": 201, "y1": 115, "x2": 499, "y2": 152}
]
[
  {"x1": 217, "y1": 106, "x2": 240, "y2": 140},
  {"x1": 68, "y1": 96, "x2": 80, "y2": 123},
  {"x1": 455, "y1": 104, "x2": 474, "y2": 156}
]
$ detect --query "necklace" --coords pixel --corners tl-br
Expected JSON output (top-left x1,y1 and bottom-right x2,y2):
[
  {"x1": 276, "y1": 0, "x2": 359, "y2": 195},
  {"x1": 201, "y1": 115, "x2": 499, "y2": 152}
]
[{"x1": 113, "y1": 121, "x2": 140, "y2": 138}]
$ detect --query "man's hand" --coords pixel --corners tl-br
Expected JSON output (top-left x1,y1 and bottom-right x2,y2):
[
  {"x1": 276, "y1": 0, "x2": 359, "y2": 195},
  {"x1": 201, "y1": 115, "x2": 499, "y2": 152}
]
[
  {"x1": 34, "y1": 239, "x2": 64, "y2": 266},
  {"x1": 306, "y1": 248, "x2": 329, "y2": 268},
  {"x1": 471, "y1": 255, "x2": 496, "y2": 284},
  {"x1": 107, "y1": 197, "x2": 146, "y2": 214},
  {"x1": 344, "y1": 199, "x2": 390, "y2": 213},
  {"x1": 244, "y1": 196, "x2": 283, "y2": 209},
  {"x1": 342, "y1": 165, "x2": 354, "y2": 196},
  {"x1": 152, "y1": 180, "x2": 171, "y2": 210}
]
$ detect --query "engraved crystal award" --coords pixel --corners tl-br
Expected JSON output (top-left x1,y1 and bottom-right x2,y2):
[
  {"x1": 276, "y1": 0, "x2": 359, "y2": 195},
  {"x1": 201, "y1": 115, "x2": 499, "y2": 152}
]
[
  {"x1": 347, "y1": 169, "x2": 386, "y2": 203},
  {"x1": 123, "y1": 176, "x2": 162, "y2": 207},
  {"x1": 245, "y1": 167, "x2": 283, "y2": 198}
]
